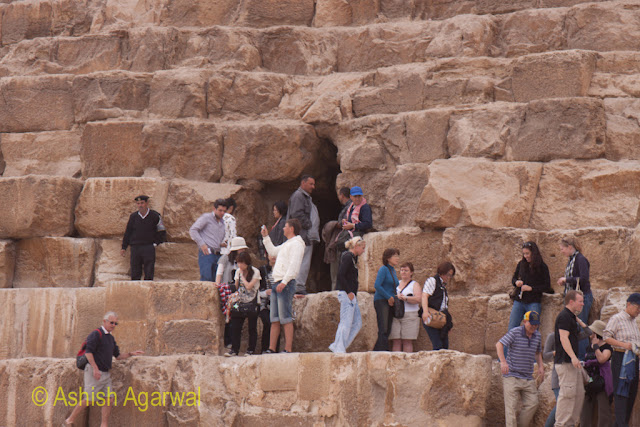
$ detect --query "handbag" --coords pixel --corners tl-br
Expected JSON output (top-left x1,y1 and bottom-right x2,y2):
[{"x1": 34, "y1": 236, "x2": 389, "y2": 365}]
[
  {"x1": 230, "y1": 293, "x2": 259, "y2": 316},
  {"x1": 393, "y1": 296, "x2": 405, "y2": 319},
  {"x1": 425, "y1": 307, "x2": 447, "y2": 329}
]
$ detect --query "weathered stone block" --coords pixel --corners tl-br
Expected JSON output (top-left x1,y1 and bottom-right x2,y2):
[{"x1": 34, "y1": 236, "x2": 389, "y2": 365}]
[
  {"x1": 416, "y1": 158, "x2": 542, "y2": 229},
  {"x1": 496, "y1": 8, "x2": 567, "y2": 57},
  {"x1": 292, "y1": 291, "x2": 377, "y2": 353},
  {"x1": 605, "y1": 98, "x2": 640, "y2": 161},
  {"x1": 56, "y1": 35, "x2": 123, "y2": 75},
  {"x1": 221, "y1": 120, "x2": 322, "y2": 182},
  {"x1": 511, "y1": 50, "x2": 597, "y2": 102},
  {"x1": 384, "y1": 163, "x2": 430, "y2": 228},
  {"x1": 236, "y1": 0, "x2": 315, "y2": 27},
  {"x1": 80, "y1": 121, "x2": 145, "y2": 177},
  {"x1": 0, "y1": 76, "x2": 74, "y2": 132},
  {"x1": 260, "y1": 352, "x2": 299, "y2": 391},
  {"x1": 0, "y1": 130, "x2": 82, "y2": 177},
  {"x1": 141, "y1": 121, "x2": 223, "y2": 181},
  {"x1": 1, "y1": 1, "x2": 52, "y2": 45},
  {"x1": 530, "y1": 160, "x2": 640, "y2": 230},
  {"x1": 0, "y1": 240, "x2": 14, "y2": 288},
  {"x1": 75, "y1": 177, "x2": 169, "y2": 238},
  {"x1": 72, "y1": 71, "x2": 150, "y2": 123},
  {"x1": 0, "y1": 175, "x2": 83, "y2": 239},
  {"x1": 13, "y1": 237, "x2": 97, "y2": 288},
  {"x1": 314, "y1": 0, "x2": 379, "y2": 27},
  {"x1": 149, "y1": 69, "x2": 209, "y2": 118},
  {"x1": 567, "y1": 2, "x2": 640, "y2": 52},
  {"x1": 207, "y1": 72, "x2": 287, "y2": 118},
  {"x1": 507, "y1": 98, "x2": 606, "y2": 162}
]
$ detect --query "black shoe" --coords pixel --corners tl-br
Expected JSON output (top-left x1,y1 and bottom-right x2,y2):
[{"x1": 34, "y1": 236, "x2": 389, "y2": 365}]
[
  {"x1": 244, "y1": 351, "x2": 254, "y2": 357},
  {"x1": 224, "y1": 349, "x2": 238, "y2": 357},
  {"x1": 264, "y1": 349, "x2": 275, "y2": 354}
]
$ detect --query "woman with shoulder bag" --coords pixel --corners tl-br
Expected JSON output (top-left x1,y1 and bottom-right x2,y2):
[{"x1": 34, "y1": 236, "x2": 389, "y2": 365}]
[
  {"x1": 329, "y1": 236, "x2": 366, "y2": 353},
  {"x1": 557, "y1": 236, "x2": 592, "y2": 359},
  {"x1": 390, "y1": 262, "x2": 422, "y2": 352},
  {"x1": 226, "y1": 251, "x2": 261, "y2": 357},
  {"x1": 580, "y1": 320, "x2": 613, "y2": 427},
  {"x1": 373, "y1": 248, "x2": 400, "y2": 351},
  {"x1": 421, "y1": 262, "x2": 455, "y2": 350},
  {"x1": 507, "y1": 241, "x2": 550, "y2": 331}
]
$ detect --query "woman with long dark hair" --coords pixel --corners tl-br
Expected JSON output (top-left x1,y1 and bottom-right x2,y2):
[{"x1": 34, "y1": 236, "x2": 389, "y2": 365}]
[
  {"x1": 226, "y1": 251, "x2": 261, "y2": 357},
  {"x1": 269, "y1": 201, "x2": 288, "y2": 246},
  {"x1": 507, "y1": 241, "x2": 550, "y2": 331}
]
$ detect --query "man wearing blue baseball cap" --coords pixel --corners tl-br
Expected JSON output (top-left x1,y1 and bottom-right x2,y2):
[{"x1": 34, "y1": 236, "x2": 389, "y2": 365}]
[
  {"x1": 496, "y1": 310, "x2": 544, "y2": 427},
  {"x1": 604, "y1": 292, "x2": 640, "y2": 426},
  {"x1": 341, "y1": 186, "x2": 373, "y2": 239}
]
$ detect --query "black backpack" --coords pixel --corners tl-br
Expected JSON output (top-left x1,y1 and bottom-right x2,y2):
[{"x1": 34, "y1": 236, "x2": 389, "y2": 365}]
[{"x1": 76, "y1": 328, "x2": 102, "y2": 370}]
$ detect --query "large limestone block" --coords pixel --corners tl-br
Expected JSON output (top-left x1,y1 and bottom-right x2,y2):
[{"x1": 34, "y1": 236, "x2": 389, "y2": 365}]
[
  {"x1": 141, "y1": 121, "x2": 223, "y2": 181},
  {"x1": 605, "y1": 98, "x2": 640, "y2": 161},
  {"x1": 1, "y1": 1, "x2": 52, "y2": 45},
  {"x1": 0, "y1": 240, "x2": 15, "y2": 288},
  {"x1": 236, "y1": 0, "x2": 315, "y2": 27},
  {"x1": 55, "y1": 35, "x2": 123, "y2": 74},
  {"x1": 221, "y1": 120, "x2": 322, "y2": 182},
  {"x1": 530, "y1": 160, "x2": 640, "y2": 230},
  {"x1": 149, "y1": 69, "x2": 209, "y2": 118},
  {"x1": 423, "y1": 14, "x2": 496, "y2": 59},
  {"x1": 416, "y1": 158, "x2": 542, "y2": 229},
  {"x1": 447, "y1": 295, "x2": 490, "y2": 354},
  {"x1": 72, "y1": 72, "x2": 151, "y2": 123},
  {"x1": 94, "y1": 239, "x2": 199, "y2": 286},
  {"x1": 0, "y1": 175, "x2": 83, "y2": 239},
  {"x1": 105, "y1": 281, "x2": 223, "y2": 355},
  {"x1": 506, "y1": 98, "x2": 605, "y2": 162},
  {"x1": 567, "y1": 2, "x2": 640, "y2": 51},
  {"x1": 384, "y1": 164, "x2": 430, "y2": 228},
  {"x1": 360, "y1": 228, "x2": 445, "y2": 293},
  {"x1": 313, "y1": 0, "x2": 379, "y2": 27},
  {"x1": 511, "y1": 50, "x2": 597, "y2": 102},
  {"x1": 74, "y1": 177, "x2": 169, "y2": 238},
  {"x1": 496, "y1": 8, "x2": 567, "y2": 57},
  {"x1": 447, "y1": 102, "x2": 524, "y2": 159},
  {"x1": 2, "y1": 352, "x2": 493, "y2": 426},
  {"x1": 13, "y1": 237, "x2": 97, "y2": 288},
  {"x1": 590, "y1": 52, "x2": 640, "y2": 98},
  {"x1": 291, "y1": 291, "x2": 376, "y2": 353},
  {"x1": 0, "y1": 76, "x2": 74, "y2": 132},
  {"x1": 0, "y1": 287, "x2": 106, "y2": 359},
  {"x1": 0, "y1": 130, "x2": 82, "y2": 177},
  {"x1": 162, "y1": 180, "x2": 267, "y2": 244},
  {"x1": 157, "y1": 0, "x2": 239, "y2": 27},
  {"x1": 80, "y1": 121, "x2": 145, "y2": 177}
]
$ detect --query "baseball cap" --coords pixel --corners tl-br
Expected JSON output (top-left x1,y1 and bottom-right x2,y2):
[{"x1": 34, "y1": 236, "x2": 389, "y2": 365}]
[{"x1": 523, "y1": 311, "x2": 540, "y2": 326}]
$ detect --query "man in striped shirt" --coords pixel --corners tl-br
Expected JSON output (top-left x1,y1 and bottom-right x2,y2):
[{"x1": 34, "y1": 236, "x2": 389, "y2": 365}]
[
  {"x1": 604, "y1": 292, "x2": 640, "y2": 427},
  {"x1": 496, "y1": 310, "x2": 544, "y2": 427}
]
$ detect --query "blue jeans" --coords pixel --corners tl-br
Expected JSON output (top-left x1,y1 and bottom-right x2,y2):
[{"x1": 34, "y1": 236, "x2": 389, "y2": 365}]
[
  {"x1": 544, "y1": 387, "x2": 560, "y2": 427},
  {"x1": 577, "y1": 292, "x2": 593, "y2": 360},
  {"x1": 508, "y1": 300, "x2": 542, "y2": 331},
  {"x1": 270, "y1": 280, "x2": 296, "y2": 325},
  {"x1": 329, "y1": 291, "x2": 362, "y2": 353},
  {"x1": 424, "y1": 323, "x2": 449, "y2": 350},
  {"x1": 198, "y1": 250, "x2": 220, "y2": 282}
]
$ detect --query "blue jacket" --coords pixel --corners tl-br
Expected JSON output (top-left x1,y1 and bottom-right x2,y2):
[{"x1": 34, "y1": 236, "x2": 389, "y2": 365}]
[
  {"x1": 347, "y1": 203, "x2": 373, "y2": 232},
  {"x1": 616, "y1": 350, "x2": 637, "y2": 397},
  {"x1": 373, "y1": 265, "x2": 398, "y2": 301}
]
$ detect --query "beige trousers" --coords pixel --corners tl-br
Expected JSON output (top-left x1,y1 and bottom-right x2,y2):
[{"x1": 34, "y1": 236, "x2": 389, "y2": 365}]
[
  {"x1": 555, "y1": 363, "x2": 585, "y2": 427},
  {"x1": 503, "y1": 376, "x2": 539, "y2": 427}
]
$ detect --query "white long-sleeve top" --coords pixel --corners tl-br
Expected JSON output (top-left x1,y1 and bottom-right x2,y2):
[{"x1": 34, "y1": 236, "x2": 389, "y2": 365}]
[{"x1": 262, "y1": 234, "x2": 305, "y2": 285}]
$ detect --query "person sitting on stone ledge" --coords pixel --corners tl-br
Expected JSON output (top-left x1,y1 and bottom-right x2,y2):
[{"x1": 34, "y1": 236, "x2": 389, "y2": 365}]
[
  {"x1": 226, "y1": 251, "x2": 261, "y2": 357},
  {"x1": 120, "y1": 194, "x2": 166, "y2": 281},
  {"x1": 373, "y1": 248, "x2": 399, "y2": 351},
  {"x1": 389, "y1": 262, "x2": 422, "y2": 353},
  {"x1": 421, "y1": 261, "x2": 455, "y2": 351},
  {"x1": 261, "y1": 218, "x2": 305, "y2": 353},
  {"x1": 329, "y1": 236, "x2": 366, "y2": 354},
  {"x1": 496, "y1": 310, "x2": 544, "y2": 427},
  {"x1": 65, "y1": 311, "x2": 144, "y2": 426}
]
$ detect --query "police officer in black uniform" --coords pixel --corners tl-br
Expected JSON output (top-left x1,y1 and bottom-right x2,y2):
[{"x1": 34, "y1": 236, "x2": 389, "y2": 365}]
[{"x1": 120, "y1": 195, "x2": 166, "y2": 280}]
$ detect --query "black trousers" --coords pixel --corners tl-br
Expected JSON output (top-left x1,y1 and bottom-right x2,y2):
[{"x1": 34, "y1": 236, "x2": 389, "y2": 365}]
[
  {"x1": 231, "y1": 313, "x2": 258, "y2": 354},
  {"x1": 373, "y1": 299, "x2": 393, "y2": 351},
  {"x1": 611, "y1": 351, "x2": 639, "y2": 427},
  {"x1": 130, "y1": 244, "x2": 155, "y2": 280}
]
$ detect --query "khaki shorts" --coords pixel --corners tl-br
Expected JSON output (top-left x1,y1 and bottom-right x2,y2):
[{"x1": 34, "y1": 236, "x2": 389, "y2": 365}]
[
  {"x1": 84, "y1": 364, "x2": 113, "y2": 399},
  {"x1": 389, "y1": 310, "x2": 420, "y2": 340}
]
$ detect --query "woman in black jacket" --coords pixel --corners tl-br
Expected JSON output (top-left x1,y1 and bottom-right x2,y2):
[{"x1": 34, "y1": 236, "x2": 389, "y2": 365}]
[
  {"x1": 329, "y1": 236, "x2": 366, "y2": 353},
  {"x1": 507, "y1": 241, "x2": 550, "y2": 331}
]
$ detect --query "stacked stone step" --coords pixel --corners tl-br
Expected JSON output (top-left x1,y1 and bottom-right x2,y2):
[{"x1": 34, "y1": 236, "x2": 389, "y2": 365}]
[{"x1": 2, "y1": 0, "x2": 640, "y2": 425}]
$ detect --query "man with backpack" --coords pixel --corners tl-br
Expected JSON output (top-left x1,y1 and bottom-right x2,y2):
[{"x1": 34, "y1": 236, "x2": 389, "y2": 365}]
[{"x1": 65, "y1": 311, "x2": 144, "y2": 426}]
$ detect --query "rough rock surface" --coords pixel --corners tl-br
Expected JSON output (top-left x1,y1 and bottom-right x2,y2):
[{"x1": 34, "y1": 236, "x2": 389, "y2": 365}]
[
  {"x1": 0, "y1": 240, "x2": 15, "y2": 288},
  {"x1": 1, "y1": 351, "x2": 493, "y2": 426},
  {"x1": 0, "y1": 175, "x2": 83, "y2": 239}
]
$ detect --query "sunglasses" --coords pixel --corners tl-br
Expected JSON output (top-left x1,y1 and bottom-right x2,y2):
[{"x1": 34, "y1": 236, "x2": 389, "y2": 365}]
[
  {"x1": 522, "y1": 242, "x2": 533, "y2": 248},
  {"x1": 109, "y1": 321, "x2": 118, "y2": 326}
]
